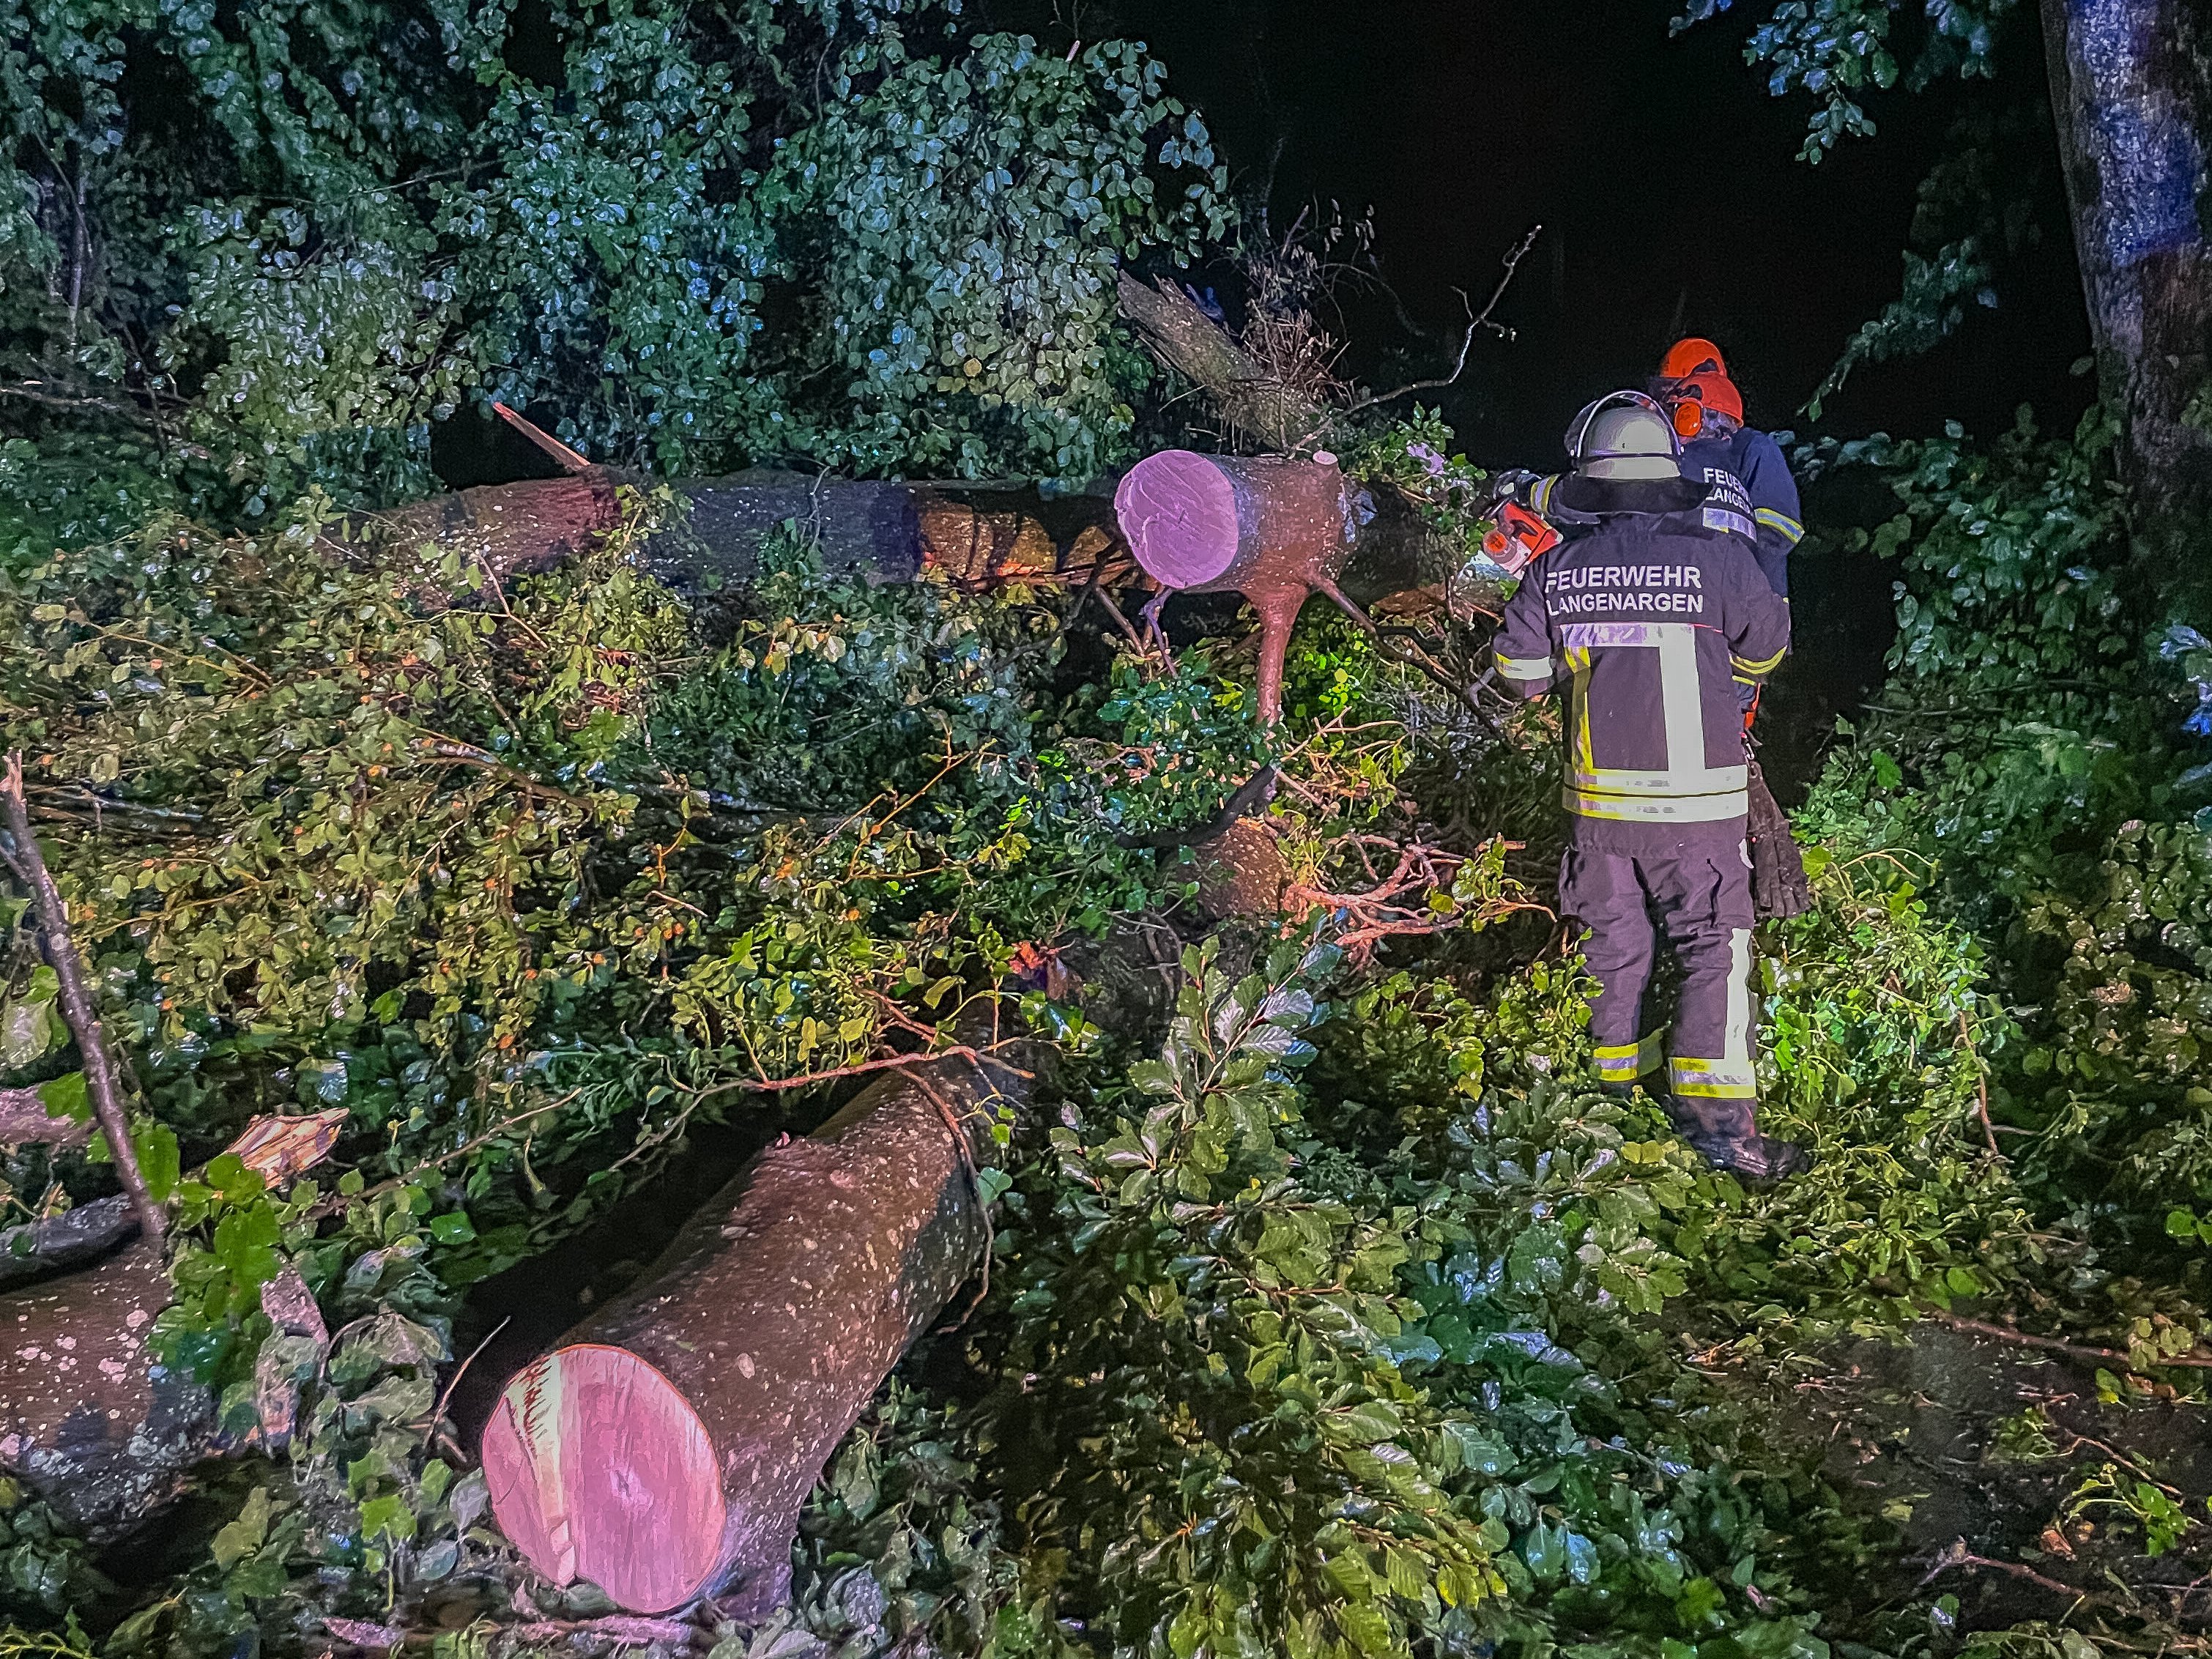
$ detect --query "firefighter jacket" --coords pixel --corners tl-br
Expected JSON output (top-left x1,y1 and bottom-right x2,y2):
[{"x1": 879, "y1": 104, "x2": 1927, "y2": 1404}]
[
  {"x1": 1491, "y1": 477, "x2": 1792, "y2": 828},
  {"x1": 1525, "y1": 467, "x2": 1759, "y2": 557},
  {"x1": 1679, "y1": 427, "x2": 1802, "y2": 598}
]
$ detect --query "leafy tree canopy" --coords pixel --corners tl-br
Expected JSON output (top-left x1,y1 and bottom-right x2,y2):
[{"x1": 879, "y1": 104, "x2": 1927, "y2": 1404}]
[{"x1": 0, "y1": 0, "x2": 1227, "y2": 508}]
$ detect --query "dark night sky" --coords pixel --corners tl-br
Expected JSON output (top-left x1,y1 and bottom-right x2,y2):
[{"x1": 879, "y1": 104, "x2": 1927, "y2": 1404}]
[{"x1": 995, "y1": 0, "x2": 2098, "y2": 467}]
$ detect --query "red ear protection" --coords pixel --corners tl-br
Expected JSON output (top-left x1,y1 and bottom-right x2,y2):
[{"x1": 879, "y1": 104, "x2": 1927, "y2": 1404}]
[{"x1": 1670, "y1": 400, "x2": 1704, "y2": 439}]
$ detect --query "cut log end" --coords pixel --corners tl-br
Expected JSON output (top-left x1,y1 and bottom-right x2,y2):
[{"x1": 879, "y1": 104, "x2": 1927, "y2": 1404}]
[
  {"x1": 1115, "y1": 450, "x2": 1241, "y2": 589},
  {"x1": 483, "y1": 1343, "x2": 727, "y2": 1614}
]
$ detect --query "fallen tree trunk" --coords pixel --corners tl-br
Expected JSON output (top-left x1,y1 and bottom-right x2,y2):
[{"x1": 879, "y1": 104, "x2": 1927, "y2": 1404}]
[
  {"x1": 0, "y1": 1109, "x2": 349, "y2": 1532},
  {"x1": 0, "y1": 1239, "x2": 212, "y2": 1534},
  {"x1": 0, "y1": 1087, "x2": 90, "y2": 1151},
  {"x1": 480, "y1": 1050, "x2": 1019, "y2": 1616},
  {"x1": 314, "y1": 270, "x2": 1481, "y2": 621},
  {"x1": 330, "y1": 471, "x2": 1129, "y2": 595},
  {"x1": 0, "y1": 1195, "x2": 137, "y2": 1291}
]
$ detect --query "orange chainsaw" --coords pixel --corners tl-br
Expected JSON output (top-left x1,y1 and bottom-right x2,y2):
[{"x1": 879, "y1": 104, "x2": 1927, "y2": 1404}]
[{"x1": 1480, "y1": 498, "x2": 1561, "y2": 576}]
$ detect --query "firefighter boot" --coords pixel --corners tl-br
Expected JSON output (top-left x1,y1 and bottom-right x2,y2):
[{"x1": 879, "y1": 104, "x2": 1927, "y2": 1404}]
[
  {"x1": 1684, "y1": 1129, "x2": 1815, "y2": 1181},
  {"x1": 1653, "y1": 849, "x2": 1811, "y2": 1181},
  {"x1": 1663, "y1": 1089, "x2": 1813, "y2": 1181}
]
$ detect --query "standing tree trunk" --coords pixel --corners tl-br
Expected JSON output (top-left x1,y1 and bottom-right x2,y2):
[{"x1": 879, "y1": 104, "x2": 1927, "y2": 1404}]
[{"x1": 2039, "y1": 0, "x2": 2212, "y2": 519}]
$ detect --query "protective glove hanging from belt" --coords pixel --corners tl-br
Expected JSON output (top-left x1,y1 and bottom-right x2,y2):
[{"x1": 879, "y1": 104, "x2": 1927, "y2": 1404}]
[{"x1": 1744, "y1": 734, "x2": 1811, "y2": 921}]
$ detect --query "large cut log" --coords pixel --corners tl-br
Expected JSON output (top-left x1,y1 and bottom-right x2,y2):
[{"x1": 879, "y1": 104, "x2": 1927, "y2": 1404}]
[
  {"x1": 1116, "y1": 451, "x2": 1362, "y2": 721},
  {"x1": 480, "y1": 1051, "x2": 1017, "y2": 1616},
  {"x1": 0, "y1": 1239, "x2": 212, "y2": 1534},
  {"x1": 0, "y1": 1110, "x2": 348, "y2": 1531},
  {"x1": 1115, "y1": 452, "x2": 1359, "y2": 596},
  {"x1": 1111, "y1": 272, "x2": 1488, "y2": 610},
  {"x1": 330, "y1": 471, "x2": 1130, "y2": 596}
]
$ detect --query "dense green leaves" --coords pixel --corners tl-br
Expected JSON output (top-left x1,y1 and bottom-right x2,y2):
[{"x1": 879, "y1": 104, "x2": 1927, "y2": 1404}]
[
  {"x1": 1, "y1": 0, "x2": 1225, "y2": 508},
  {"x1": 1793, "y1": 401, "x2": 2212, "y2": 1373}
]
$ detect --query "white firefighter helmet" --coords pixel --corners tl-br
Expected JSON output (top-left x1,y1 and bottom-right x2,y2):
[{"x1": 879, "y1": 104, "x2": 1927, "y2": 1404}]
[{"x1": 1564, "y1": 390, "x2": 1682, "y2": 481}]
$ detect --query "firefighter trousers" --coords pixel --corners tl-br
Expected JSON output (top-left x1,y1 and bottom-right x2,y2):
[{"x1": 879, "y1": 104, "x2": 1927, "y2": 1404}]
[{"x1": 1557, "y1": 833, "x2": 1759, "y2": 1143}]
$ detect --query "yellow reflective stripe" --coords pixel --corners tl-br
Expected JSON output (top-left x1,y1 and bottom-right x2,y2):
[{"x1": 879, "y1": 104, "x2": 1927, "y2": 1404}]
[
  {"x1": 1731, "y1": 646, "x2": 1786, "y2": 676},
  {"x1": 1670, "y1": 1057, "x2": 1757, "y2": 1099},
  {"x1": 1755, "y1": 508, "x2": 1805, "y2": 544},
  {"x1": 1565, "y1": 644, "x2": 1595, "y2": 779},
  {"x1": 1496, "y1": 653, "x2": 1554, "y2": 681},
  {"x1": 1564, "y1": 786, "x2": 1748, "y2": 823},
  {"x1": 1532, "y1": 475, "x2": 1559, "y2": 513},
  {"x1": 1594, "y1": 1033, "x2": 1663, "y2": 1080},
  {"x1": 1568, "y1": 764, "x2": 1746, "y2": 795}
]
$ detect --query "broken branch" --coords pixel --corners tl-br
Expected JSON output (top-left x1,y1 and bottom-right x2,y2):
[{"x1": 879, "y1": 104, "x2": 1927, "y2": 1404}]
[
  {"x1": 1930, "y1": 1311, "x2": 2212, "y2": 1371},
  {"x1": 0, "y1": 753, "x2": 166, "y2": 1242}
]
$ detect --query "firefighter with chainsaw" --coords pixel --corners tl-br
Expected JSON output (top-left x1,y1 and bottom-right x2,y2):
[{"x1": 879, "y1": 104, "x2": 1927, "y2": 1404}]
[
  {"x1": 1488, "y1": 390, "x2": 1811, "y2": 1180},
  {"x1": 1502, "y1": 340, "x2": 1803, "y2": 609}
]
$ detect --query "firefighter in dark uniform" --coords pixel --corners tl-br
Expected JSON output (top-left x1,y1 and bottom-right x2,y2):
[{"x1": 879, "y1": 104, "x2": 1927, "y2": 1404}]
[
  {"x1": 1653, "y1": 338, "x2": 1803, "y2": 602},
  {"x1": 1491, "y1": 390, "x2": 1811, "y2": 1180}
]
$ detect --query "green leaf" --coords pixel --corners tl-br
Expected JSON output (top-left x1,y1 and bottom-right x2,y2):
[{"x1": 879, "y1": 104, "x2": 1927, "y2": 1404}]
[
  {"x1": 212, "y1": 1485, "x2": 272, "y2": 1568},
  {"x1": 1, "y1": 998, "x2": 57, "y2": 1070},
  {"x1": 212, "y1": 1203, "x2": 283, "y2": 1290},
  {"x1": 35, "y1": 1071, "x2": 88, "y2": 1123},
  {"x1": 1676, "y1": 1577, "x2": 1726, "y2": 1630},
  {"x1": 357, "y1": 1493, "x2": 416, "y2": 1545},
  {"x1": 136, "y1": 1124, "x2": 182, "y2": 1205},
  {"x1": 1335, "y1": 1600, "x2": 1398, "y2": 1658}
]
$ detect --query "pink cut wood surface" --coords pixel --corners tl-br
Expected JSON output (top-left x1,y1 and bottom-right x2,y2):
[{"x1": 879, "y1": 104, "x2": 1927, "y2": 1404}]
[
  {"x1": 482, "y1": 1343, "x2": 726, "y2": 1614},
  {"x1": 1114, "y1": 450, "x2": 1239, "y2": 589}
]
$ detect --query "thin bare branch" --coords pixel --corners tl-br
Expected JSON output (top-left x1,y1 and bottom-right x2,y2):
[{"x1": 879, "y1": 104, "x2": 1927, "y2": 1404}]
[
  {"x1": 1931, "y1": 1311, "x2": 2212, "y2": 1371},
  {"x1": 1332, "y1": 225, "x2": 1541, "y2": 420},
  {"x1": 492, "y1": 401, "x2": 594, "y2": 475},
  {"x1": 0, "y1": 752, "x2": 166, "y2": 1240}
]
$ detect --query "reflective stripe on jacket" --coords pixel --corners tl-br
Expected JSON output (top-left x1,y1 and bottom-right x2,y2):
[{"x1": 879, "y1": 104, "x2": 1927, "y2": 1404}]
[
  {"x1": 1680, "y1": 428, "x2": 1801, "y2": 598},
  {"x1": 1491, "y1": 482, "x2": 1791, "y2": 825}
]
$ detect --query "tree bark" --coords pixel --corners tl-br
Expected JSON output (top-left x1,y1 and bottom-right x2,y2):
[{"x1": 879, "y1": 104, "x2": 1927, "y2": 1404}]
[
  {"x1": 479, "y1": 1050, "x2": 1018, "y2": 1617},
  {"x1": 1115, "y1": 271, "x2": 1330, "y2": 453},
  {"x1": 0, "y1": 1087, "x2": 91, "y2": 1152},
  {"x1": 2, "y1": 753, "x2": 165, "y2": 1241},
  {"x1": 0, "y1": 1195, "x2": 138, "y2": 1291},
  {"x1": 1111, "y1": 276, "x2": 1466, "y2": 600},
  {"x1": 0, "y1": 1111, "x2": 346, "y2": 1531},
  {"x1": 0, "y1": 1239, "x2": 212, "y2": 1535},
  {"x1": 2039, "y1": 0, "x2": 2212, "y2": 519},
  {"x1": 332, "y1": 472, "x2": 1129, "y2": 595},
  {"x1": 1116, "y1": 450, "x2": 1366, "y2": 720}
]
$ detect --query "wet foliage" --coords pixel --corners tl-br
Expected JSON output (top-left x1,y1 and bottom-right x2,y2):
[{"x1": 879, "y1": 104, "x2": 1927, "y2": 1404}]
[
  {"x1": 0, "y1": 0, "x2": 1225, "y2": 506},
  {"x1": 3, "y1": 4, "x2": 2212, "y2": 1656}
]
